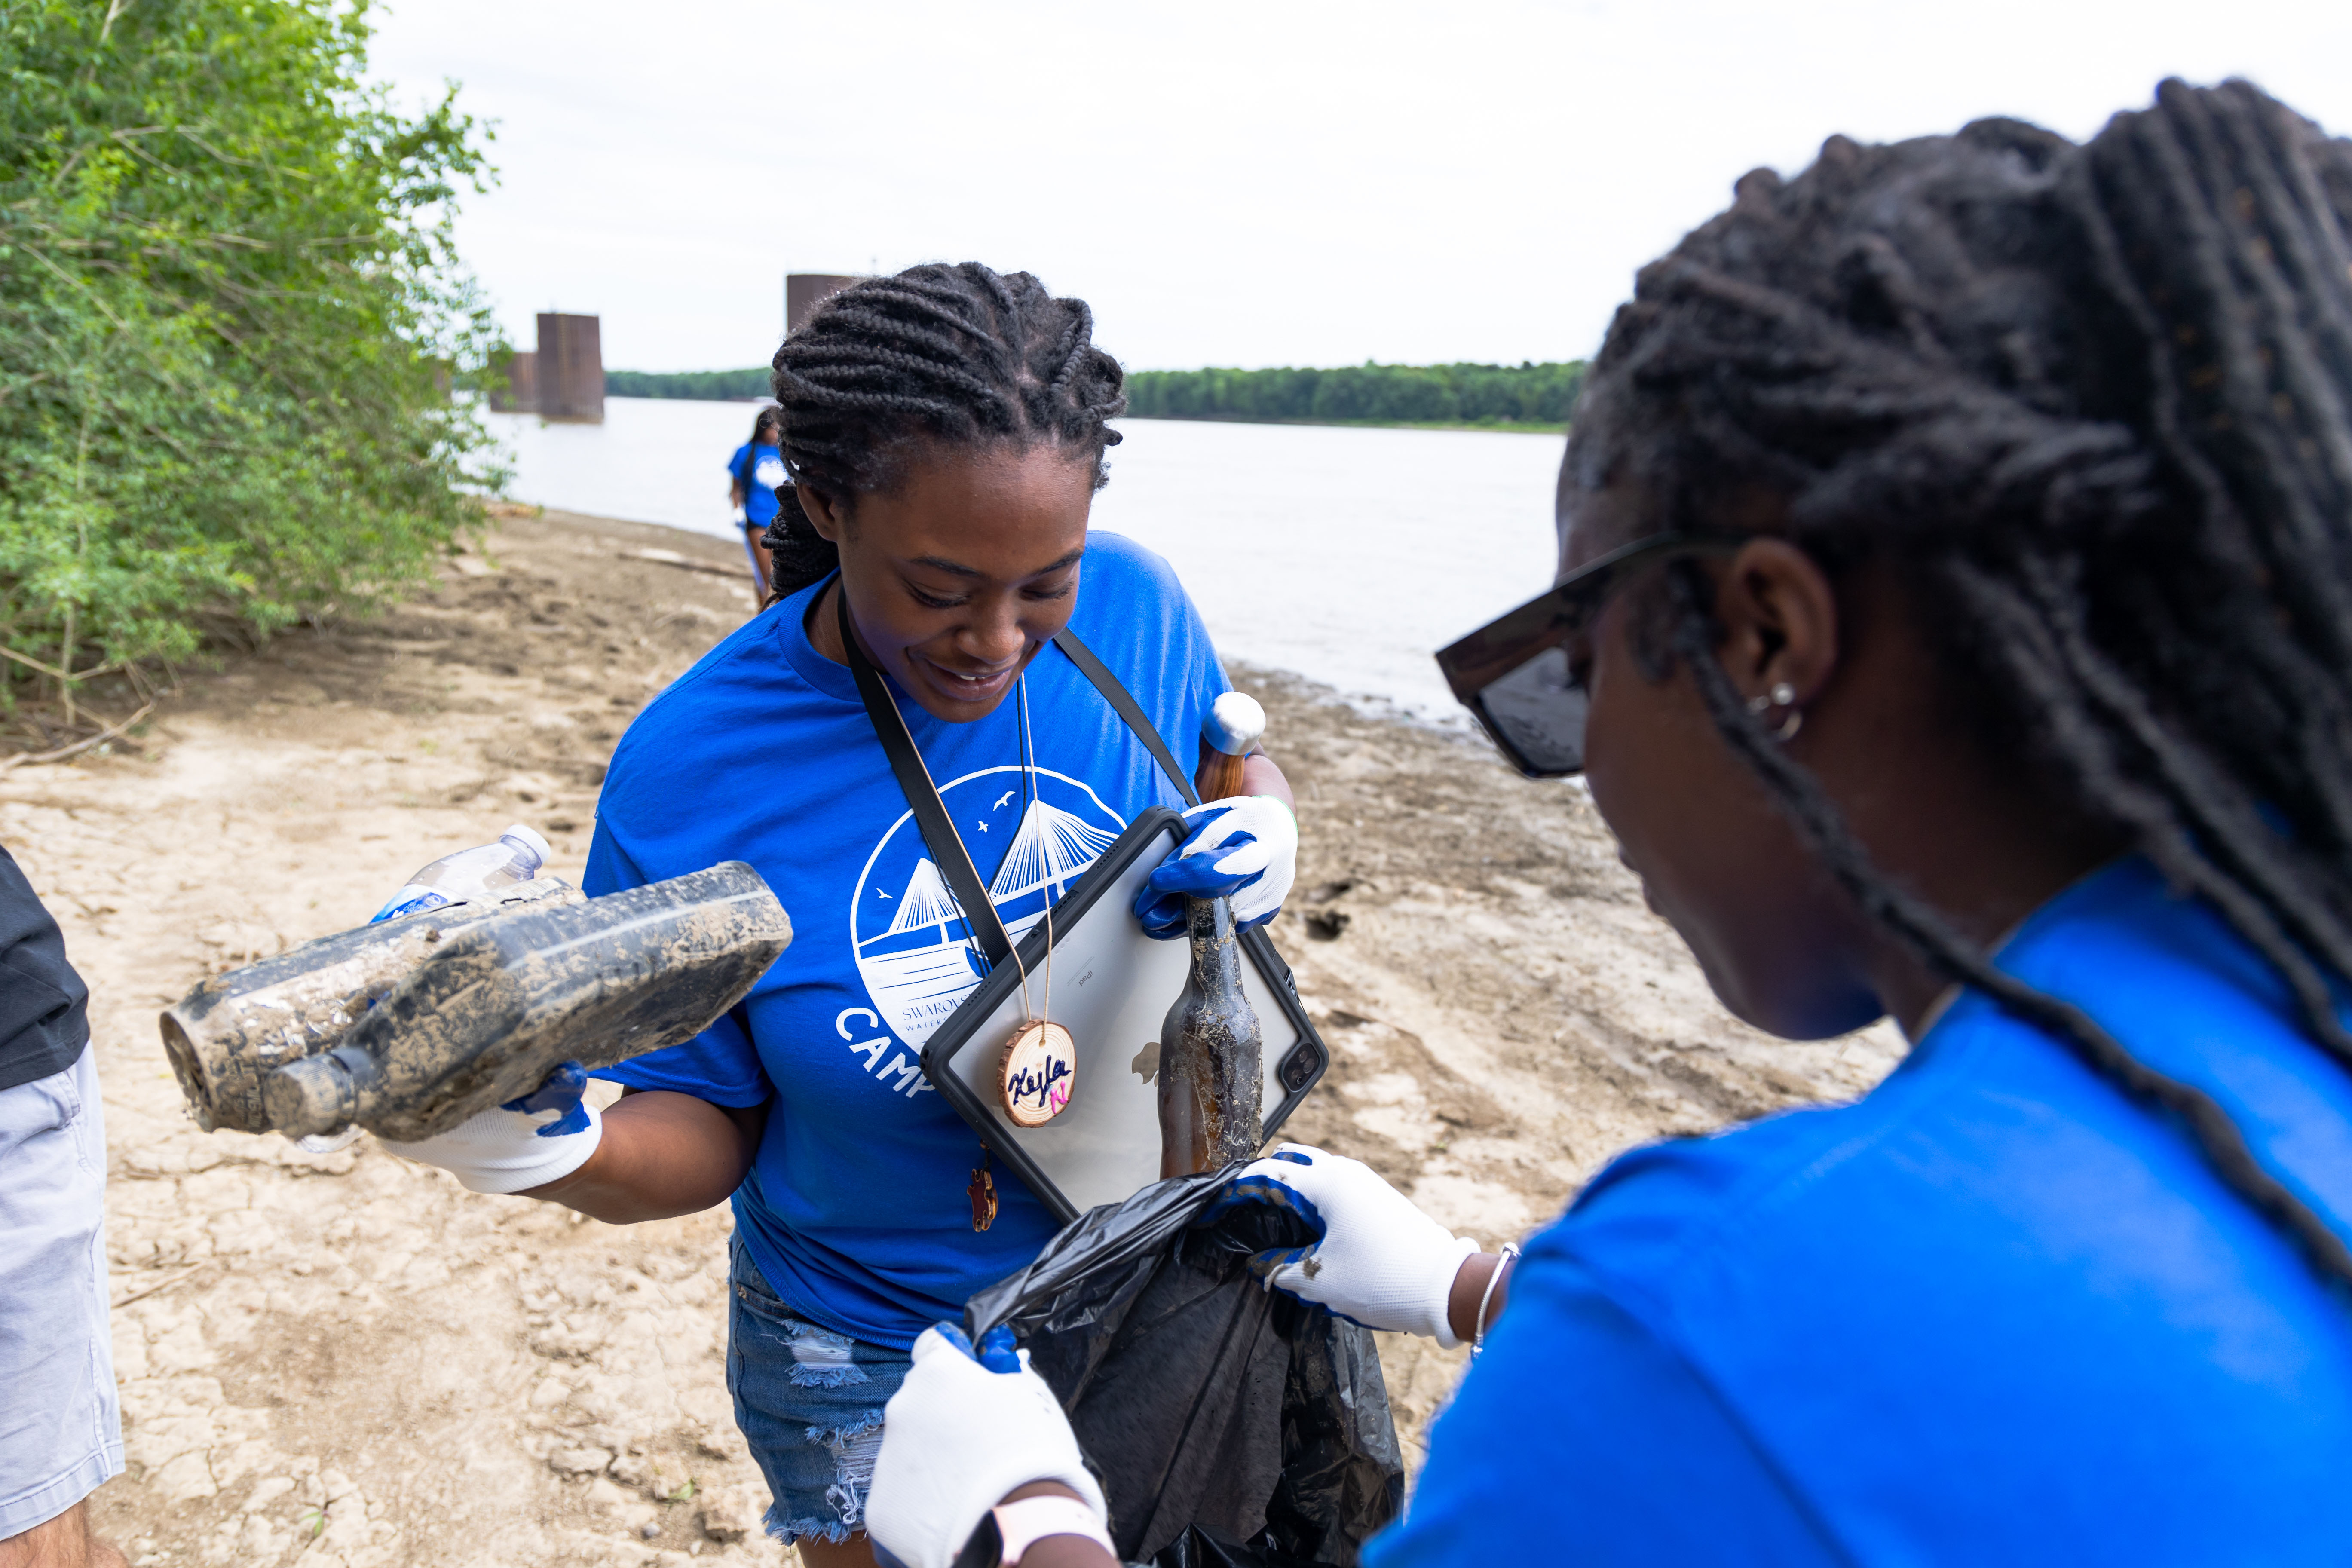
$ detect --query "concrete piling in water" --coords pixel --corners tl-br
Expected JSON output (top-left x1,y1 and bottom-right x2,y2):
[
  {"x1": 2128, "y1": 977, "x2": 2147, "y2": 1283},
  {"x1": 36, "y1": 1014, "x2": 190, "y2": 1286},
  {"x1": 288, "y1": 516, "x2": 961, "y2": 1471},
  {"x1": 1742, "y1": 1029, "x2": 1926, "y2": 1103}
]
[
  {"x1": 489, "y1": 315, "x2": 602, "y2": 420},
  {"x1": 786, "y1": 273, "x2": 864, "y2": 334},
  {"x1": 535, "y1": 312, "x2": 604, "y2": 422},
  {"x1": 488, "y1": 347, "x2": 538, "y2": 412}
]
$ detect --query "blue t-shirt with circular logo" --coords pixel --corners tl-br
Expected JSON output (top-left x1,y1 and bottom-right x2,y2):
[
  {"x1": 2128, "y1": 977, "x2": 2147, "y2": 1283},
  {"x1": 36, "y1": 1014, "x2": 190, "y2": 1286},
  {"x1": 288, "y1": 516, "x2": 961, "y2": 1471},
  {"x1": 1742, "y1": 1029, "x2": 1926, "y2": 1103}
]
[
  {"x1": 729, "y1": 441, "x2": 790, "y2": 528},
  {"x1": 587, "y1": 533, "x2": 1229, "y2": 1348}
]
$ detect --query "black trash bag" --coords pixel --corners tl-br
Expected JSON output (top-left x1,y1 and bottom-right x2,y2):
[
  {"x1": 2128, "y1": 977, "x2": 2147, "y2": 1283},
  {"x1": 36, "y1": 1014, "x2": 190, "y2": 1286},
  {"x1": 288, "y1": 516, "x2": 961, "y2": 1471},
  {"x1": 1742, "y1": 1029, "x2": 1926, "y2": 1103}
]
[{"x1": 965, "y1": 1170, "x2": 1405, "y2": 1567}]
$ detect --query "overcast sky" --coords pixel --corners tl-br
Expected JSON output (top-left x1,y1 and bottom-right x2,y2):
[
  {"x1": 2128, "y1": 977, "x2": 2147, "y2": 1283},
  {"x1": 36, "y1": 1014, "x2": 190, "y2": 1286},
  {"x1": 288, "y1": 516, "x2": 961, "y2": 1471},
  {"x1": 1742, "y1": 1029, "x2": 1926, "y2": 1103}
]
[{"x1": 366, "y1": 0, "x2": 2352, "y2": 375}]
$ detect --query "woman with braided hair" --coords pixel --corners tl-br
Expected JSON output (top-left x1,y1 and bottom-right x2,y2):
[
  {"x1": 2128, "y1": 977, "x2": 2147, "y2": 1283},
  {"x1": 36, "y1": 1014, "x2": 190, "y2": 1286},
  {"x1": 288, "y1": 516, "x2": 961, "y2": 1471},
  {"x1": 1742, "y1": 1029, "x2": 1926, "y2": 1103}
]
[
  {"x1": 724, "y1": 404, "x2": 787, "y2": 593},
  {"x1": 380, "y1": 263, "x2": 1297, "y2": 1564},
  {"x1": 864, "y1": 81, "x2": 2352, "y2": 1568}
]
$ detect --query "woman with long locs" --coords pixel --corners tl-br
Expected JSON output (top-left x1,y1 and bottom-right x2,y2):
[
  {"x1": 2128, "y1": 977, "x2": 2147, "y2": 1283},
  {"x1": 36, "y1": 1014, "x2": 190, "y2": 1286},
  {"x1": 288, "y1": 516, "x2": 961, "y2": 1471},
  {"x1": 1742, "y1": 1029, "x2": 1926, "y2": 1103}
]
[{"x1": 864, "y1": 79, "x2": 2352, "y2": 1568}]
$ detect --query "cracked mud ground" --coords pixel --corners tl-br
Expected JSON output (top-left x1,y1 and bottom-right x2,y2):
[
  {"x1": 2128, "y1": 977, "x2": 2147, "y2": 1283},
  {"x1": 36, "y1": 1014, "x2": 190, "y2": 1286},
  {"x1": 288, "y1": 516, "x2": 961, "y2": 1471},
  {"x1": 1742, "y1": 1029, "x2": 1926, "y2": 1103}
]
[{"x1": 1, "y1": 507, "x2": 1902, "y2": 1566}]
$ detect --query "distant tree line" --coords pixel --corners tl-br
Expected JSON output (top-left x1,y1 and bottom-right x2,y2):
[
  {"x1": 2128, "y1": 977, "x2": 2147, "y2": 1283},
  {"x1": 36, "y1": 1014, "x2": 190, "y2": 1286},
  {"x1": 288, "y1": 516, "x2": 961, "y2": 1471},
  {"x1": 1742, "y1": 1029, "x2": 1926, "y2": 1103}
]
[
  {"x1": 606, "y1": 359, "x2": 1586, "y2": 428},
  {"x1": 607, "y1": 368, "x2": 773, "y2": 401},
  {"x1": 1122, "y1": 361, "x2": 1586, "y2": 428}
]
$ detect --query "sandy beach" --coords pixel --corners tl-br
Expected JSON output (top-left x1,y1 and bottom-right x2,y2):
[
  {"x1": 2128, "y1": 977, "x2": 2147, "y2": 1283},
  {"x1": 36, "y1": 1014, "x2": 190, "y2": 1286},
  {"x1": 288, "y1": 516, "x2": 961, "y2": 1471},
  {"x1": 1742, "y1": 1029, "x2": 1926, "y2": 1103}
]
[{"x1": 3, "y1": 507, "x2": 1903, "y2": 1567}]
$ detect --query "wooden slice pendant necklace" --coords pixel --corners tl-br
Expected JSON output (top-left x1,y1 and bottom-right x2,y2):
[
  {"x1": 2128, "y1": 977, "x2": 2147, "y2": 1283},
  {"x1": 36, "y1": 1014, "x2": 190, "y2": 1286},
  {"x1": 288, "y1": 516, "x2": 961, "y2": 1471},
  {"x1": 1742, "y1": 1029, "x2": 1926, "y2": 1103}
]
[
  {"x1": 995, "y1": 679, "x2": 1078, "y2": 1132},
  {"x1": 841, "y1": 588, "x2": 1061, "y2": 1234},
  {"x1": 1000, "y1": 1017, "x2": 1076, "y2": 1126},
  {"x1": 961, "y1": 678, "x2": 1078, "y2": 1231}
]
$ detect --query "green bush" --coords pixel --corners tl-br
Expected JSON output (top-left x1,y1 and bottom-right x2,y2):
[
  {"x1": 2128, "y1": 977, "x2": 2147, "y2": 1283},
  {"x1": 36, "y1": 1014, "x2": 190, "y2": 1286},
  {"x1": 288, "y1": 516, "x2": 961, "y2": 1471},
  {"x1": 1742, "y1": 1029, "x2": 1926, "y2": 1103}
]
[
  {"x1": 0, "y1": 0, "x2": 499, "y2": 705},
  {"x1": 1123, "y1": 361, "x2": 1586, "y2": 429}
]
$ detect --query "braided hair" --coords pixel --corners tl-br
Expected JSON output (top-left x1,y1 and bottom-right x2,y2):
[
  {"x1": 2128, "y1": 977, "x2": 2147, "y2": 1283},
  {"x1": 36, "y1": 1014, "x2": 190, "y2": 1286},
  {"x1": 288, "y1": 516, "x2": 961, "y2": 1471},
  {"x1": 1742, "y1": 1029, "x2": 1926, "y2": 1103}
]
[
  {"x1": 1571, "y1": 79, "x2": 2352, "y2": 1287},
  {"x1": 761, "y1": 263, "x2": 1127, "y2": 597}
]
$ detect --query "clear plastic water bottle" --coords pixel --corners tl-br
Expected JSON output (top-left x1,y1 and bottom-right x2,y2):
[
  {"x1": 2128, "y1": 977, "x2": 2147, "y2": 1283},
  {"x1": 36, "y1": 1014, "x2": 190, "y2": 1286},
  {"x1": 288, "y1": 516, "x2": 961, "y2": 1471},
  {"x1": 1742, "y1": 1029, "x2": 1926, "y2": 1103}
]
[{"x1": 369, "y1": 824, "x2": 552, "y2": 924}]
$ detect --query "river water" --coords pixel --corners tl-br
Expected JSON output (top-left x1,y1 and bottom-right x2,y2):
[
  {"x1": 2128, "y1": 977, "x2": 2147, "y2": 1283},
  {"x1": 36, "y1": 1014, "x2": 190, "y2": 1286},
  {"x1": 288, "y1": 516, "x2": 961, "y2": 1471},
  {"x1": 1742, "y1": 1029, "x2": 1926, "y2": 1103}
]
[{"x1": 486, "y1": 398, "x2": 1564, "y2": 721}]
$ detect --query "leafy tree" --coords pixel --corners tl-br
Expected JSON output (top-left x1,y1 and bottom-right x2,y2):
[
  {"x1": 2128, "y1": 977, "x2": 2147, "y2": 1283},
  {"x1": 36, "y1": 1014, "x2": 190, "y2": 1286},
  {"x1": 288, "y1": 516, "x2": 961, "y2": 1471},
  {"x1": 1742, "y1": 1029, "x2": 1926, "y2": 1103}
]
[{"x1": 0, "y1": 0, "x2": 499, "y2": 714}]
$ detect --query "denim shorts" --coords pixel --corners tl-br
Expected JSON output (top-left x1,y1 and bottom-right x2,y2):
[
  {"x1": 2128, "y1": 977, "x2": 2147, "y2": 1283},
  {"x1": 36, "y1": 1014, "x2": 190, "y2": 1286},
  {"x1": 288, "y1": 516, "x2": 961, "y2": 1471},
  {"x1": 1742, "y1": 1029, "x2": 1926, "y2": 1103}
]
[
  {"x1": 0, "y1": 1045, "x2": 123, "y2": 1537},
  {"x1": 726, "y1": 1238, "x2": 914, "y2": 1545}
]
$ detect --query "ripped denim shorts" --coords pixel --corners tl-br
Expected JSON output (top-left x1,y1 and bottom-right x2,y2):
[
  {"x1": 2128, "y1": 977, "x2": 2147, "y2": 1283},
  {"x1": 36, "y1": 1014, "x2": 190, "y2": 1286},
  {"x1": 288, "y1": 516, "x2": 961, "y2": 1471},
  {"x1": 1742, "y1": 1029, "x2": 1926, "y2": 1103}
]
[{"x1": 726, "y1": 1237, "x2": 915, "y2": 1546}]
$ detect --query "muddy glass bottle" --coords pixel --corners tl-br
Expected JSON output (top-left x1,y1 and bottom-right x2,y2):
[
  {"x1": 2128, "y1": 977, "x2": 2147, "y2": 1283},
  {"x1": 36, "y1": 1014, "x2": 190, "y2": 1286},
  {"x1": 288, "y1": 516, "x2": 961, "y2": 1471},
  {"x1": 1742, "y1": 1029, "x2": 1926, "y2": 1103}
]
[{"x1": 1158, "y1": 894, "x2": 1263, "y2": 1176}]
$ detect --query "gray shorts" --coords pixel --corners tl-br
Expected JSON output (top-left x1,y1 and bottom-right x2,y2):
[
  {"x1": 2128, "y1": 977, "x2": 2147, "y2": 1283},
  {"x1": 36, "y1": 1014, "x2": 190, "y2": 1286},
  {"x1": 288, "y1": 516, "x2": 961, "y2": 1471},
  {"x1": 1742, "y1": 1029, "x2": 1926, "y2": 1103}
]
[{"x1": 0, "y1": 1045, "x2": 122, "y2": 1537}]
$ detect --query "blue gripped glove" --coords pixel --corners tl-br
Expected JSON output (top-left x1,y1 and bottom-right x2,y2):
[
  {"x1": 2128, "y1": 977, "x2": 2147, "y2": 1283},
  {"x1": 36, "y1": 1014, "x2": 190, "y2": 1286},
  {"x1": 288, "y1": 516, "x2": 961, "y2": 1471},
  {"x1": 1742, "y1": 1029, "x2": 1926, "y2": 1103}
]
[
  {"x1": 375, "y1": 1061, "x2": 604, "y2": 1195},
  {"x1": 867, "y1": 1324, "x2": 1112, "y2": 1568},
  {"x1": 1202, "y1": 1143, "x2": 1479, "y2": 1348},
  {"x1": 1131, "y1": 795, "x2": 1298, "y2": 939}
]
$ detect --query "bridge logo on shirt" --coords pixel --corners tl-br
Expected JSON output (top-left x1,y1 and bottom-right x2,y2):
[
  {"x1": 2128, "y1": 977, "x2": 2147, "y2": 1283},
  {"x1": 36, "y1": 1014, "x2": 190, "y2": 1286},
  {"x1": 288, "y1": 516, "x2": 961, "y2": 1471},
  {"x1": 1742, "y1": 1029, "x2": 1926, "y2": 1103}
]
[{"x1": 847, "y1": 765, "x2": 1125, "y2": 1083}]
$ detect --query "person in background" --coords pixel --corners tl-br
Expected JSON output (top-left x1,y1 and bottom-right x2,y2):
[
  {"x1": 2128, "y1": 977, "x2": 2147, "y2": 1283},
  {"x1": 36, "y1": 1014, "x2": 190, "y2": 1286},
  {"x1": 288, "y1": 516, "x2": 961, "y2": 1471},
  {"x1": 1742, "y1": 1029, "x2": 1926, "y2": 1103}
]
[
  {"x1": 860, "y1": 78, "x2": 2352, "y2": 1568},
  {"x1": 0, "y1": 845, "x2": 125, "y2": 1568},
  {"x1": 729, "y1": 406, "x2": 789, "y2": 595}
]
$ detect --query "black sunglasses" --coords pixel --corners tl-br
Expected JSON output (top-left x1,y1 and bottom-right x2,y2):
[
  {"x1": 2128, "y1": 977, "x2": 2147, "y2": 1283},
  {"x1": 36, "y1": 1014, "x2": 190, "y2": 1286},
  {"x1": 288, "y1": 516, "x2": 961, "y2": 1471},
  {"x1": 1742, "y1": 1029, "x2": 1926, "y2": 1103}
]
[{"x1": 1435, "y1": 532, "x2": 1740, "y2": 778}]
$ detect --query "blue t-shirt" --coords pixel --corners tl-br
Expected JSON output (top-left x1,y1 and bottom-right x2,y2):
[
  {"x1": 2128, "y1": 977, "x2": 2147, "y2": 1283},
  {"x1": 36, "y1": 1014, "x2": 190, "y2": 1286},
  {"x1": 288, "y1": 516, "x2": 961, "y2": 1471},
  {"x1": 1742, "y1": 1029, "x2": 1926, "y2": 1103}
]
[
  {"x1": 729, "y1": 441, "x2": 789, "y2": 528},
  {"x1": 589, "y1": 533, "x2": 1229, "y2": 1348},
  {"x1": 1375, "y1": 857, "x2": 2352, "y2": 1565}
]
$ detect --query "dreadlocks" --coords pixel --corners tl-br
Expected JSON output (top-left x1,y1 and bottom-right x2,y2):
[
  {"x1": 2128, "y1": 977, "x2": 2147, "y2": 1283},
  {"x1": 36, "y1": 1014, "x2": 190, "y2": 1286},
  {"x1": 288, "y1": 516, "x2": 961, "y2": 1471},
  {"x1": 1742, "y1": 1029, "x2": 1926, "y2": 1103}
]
[
  {"x1": 761, "y1": 263, "x2": 1127, "y2": 597},
  {"x1": 1571, "y1": 79, "x2": 2352, "y2": 1286}
]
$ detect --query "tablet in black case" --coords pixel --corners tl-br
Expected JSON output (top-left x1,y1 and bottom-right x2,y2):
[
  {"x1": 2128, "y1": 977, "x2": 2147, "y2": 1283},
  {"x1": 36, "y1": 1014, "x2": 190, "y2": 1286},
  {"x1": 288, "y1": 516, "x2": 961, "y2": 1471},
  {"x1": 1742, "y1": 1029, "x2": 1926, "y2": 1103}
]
[{"x1": 921, "y1": 806, "x2": 1329, "y2": 1224}]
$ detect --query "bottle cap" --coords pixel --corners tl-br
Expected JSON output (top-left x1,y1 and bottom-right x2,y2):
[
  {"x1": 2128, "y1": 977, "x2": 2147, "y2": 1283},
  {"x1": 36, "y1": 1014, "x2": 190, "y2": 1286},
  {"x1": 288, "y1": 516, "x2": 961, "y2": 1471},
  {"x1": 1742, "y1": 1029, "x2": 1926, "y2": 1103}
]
[
  {"x1": 500, "y1": 823, "x2": 553, "y2": 871},
  {"x1": 1202, "y1": 692, "x2": 1266, "y2": 757}
]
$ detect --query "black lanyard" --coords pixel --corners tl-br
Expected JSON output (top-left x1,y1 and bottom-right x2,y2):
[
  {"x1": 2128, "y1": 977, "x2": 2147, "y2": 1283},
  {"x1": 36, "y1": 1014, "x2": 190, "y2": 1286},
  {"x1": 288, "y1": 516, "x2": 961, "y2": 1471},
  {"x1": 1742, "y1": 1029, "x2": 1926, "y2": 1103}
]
[{"x1": 833, "y1": 585, "x2": 1197, "y2": 971}]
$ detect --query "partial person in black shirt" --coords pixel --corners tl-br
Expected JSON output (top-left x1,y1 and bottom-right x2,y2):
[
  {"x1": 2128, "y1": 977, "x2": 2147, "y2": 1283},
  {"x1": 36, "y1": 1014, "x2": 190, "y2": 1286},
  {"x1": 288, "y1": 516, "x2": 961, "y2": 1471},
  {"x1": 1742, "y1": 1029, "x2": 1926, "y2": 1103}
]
[
  {"x1": 0, "y1": 844, "x2": 126, "y2": 1567},
  {"x1": 0, "y1": 845, "x2": 89, "y2": 1092}
]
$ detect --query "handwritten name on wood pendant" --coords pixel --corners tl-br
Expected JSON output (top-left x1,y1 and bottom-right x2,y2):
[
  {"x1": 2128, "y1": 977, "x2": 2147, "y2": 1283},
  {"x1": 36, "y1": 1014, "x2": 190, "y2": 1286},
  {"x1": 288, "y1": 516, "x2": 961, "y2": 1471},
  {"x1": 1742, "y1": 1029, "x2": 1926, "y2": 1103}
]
[{"x1": 1000, "y1": 1019, "x2": 1077, "y2": 1128}]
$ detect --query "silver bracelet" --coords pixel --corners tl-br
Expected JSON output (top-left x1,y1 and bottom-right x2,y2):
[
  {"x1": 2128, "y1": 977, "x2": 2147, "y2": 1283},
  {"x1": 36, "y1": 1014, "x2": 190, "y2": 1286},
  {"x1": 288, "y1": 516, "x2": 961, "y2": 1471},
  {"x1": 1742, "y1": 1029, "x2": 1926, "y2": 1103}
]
[{"x1": 1470, "y1": 1243, "x2": 1519, "y2": 1357}]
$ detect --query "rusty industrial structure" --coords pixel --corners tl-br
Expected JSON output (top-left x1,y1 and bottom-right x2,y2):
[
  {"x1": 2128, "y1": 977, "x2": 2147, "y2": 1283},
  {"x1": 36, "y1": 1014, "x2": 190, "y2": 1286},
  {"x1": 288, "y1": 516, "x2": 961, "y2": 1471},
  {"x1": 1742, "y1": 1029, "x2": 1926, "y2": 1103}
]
[
  {"x1": 487, "y1": 313, "x2": 603, "y2": 422},
  {"x1": 536, "y1": 313, "x2": 604, "y2": 421},
  {"x1": 787, "y1": 274, "x2": 864, "y2": 335},
  {"x1": 488, "y1": 348, "x2": 536, "y2": 413}
]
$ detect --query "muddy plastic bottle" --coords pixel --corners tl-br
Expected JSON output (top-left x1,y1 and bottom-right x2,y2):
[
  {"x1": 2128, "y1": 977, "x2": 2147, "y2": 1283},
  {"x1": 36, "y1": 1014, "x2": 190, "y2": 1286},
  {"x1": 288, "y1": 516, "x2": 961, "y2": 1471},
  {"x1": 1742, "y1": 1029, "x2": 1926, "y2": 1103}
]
[{"x1": 369, "y1": 824, "x2": 552, "y2": 924}]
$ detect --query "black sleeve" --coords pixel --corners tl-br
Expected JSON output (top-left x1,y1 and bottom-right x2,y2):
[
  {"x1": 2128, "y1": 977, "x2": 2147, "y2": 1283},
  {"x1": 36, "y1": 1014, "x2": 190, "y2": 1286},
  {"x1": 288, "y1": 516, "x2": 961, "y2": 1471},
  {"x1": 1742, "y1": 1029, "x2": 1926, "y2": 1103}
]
[{"x1": 0, "y1": 843, "x2": 91, "y2": 1091}]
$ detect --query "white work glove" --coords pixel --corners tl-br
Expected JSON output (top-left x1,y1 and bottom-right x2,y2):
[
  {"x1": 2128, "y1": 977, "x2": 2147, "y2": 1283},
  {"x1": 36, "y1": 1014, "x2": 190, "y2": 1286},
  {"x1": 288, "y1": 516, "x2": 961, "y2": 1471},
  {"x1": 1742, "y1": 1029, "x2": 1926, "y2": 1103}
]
[
  {"x1": 1132, "y1": 795, "x2": 1298, "y2": 939},
  {"x1": 1208, "y1": 1143, "x2": 1478, "y2": 1347},
  {"x1": 868, "y1": 1324, "x2": 1106, "y2": 1568},
  {"x1": 376, "y1": 1062, "x2": 603, "y2": 1195}
]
